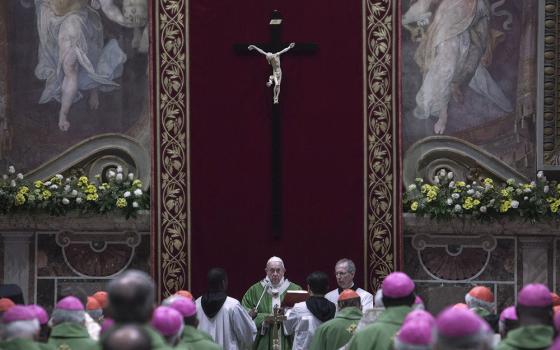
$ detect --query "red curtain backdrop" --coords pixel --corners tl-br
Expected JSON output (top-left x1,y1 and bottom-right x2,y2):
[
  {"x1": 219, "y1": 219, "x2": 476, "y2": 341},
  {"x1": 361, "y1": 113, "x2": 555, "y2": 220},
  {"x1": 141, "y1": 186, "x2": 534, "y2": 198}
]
[{"x1": 189, "y1": 0, "x2": 364, "y2": 298}]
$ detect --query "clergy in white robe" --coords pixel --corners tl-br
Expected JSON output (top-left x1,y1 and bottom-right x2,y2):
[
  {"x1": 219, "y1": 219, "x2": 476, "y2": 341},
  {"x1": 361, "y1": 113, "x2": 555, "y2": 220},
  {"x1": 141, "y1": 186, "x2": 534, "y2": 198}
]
[
  {"x1": 325, "y1": 259, "x2": 373, "y2": 311},
  {"x1": 284, "y1": 271, "x2": 335, "y2": 350},
  {"x1": 195, "y1": 268, "x2": 256, "y2": 350}
]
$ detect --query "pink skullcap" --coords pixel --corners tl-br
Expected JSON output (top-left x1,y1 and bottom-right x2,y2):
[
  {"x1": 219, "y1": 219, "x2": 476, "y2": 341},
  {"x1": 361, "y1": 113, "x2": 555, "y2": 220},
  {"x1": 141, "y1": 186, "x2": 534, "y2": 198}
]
[
  {"x1": 56, "y1": 296, "x2": 84, "y2": 311},
  {"x1": 27, "y1": 304, "x2": 49, "y2": 325},
  {"x1": 2, "y1": 305, "x2": 36, "y2": 323},
  {"x1": 404, "y1": 310, "x2": 435, "y2": 327},
  {"x1": 518, "y1": 284, "x2": 552, "y2": 307},
  {"x1": 436, "y1": 307, "x2": 482, "y2": 338},
  {"x1": 170, "y1": 297, "x2": 197, "y2": 318},
  {"x1": 382, "y1": 272, "x2": 415, "y2": 298},
  {"x1": 151, "y1": 306, "x2": 183, "y2": 336},
  {"x1": 499, "y1": 306, "x2": 517, "y2": 322},
  {"x1": 452, "y1": 303, "x2": 469, "y2": 310},
  {"x1": 397, "y1": 319, "x2": 433, "y2": 345},
  {"x1": 100, "y1": 318, "x2": 115, "y2": 335},
  {"x1": 415, "y1": 296, "x2": 424, "y2": 305}
]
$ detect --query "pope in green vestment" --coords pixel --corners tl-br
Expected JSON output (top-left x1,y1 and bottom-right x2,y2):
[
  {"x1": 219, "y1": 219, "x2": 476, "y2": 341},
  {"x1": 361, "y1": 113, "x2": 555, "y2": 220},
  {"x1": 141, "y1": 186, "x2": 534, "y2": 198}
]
[
  {"x1": 346, "y1": 305, "x2": 412, "y2": 350},
  {"x1": 48, "y1": 322, "x2": 98, "y2": 350},
  {"x1": 495, "y1": 325, "x2": 554, "y2": 350},
  {"x1": 309, "y1": 306, "x2": 362, "y2": 350},
  {"x1": 241, "y1": 256, "x2": 302, "y2": 350},
  {"x1": 177, "y1": 324, "x2": 222, "y2": 349}
]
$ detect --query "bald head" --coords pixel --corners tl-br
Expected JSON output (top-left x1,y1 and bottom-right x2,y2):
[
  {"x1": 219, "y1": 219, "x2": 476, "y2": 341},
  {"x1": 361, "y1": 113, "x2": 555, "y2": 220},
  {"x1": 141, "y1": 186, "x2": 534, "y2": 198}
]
[
  {"x1": 107, "y1": 270, "x2": 155, "y2": 323},
  {"x1": 102, "y1": 325, "x2": 152, "y2": 350}
]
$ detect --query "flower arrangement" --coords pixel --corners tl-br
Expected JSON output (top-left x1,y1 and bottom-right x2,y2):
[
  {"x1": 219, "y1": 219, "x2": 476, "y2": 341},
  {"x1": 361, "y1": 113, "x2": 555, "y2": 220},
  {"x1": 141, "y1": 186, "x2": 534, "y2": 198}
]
[
  {"x1": 403, "y1": 169, "x2": 557, "y2": 222},
  {"x1": 0, "y1": 165, "x2": 149, "y2": 218}
]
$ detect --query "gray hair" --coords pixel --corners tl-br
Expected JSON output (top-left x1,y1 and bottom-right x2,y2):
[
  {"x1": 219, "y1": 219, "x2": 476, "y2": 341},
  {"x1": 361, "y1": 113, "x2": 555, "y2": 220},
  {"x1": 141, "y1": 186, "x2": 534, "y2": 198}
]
[
  {"x1": 266, "y1": 256, "x2": 285, "y2": 270},
  {"x1": 161, "y1": 295, "x2": 188, "y2": 307},
  {"x1": 3, "y1": 320, "x2": 40, "y2": 340},
  {"x1": 335, "y1": 258, "x2": 356, "y2": 274},
  {"x1": 50, "y1": 309, "x2": 85, "y2": 326}
]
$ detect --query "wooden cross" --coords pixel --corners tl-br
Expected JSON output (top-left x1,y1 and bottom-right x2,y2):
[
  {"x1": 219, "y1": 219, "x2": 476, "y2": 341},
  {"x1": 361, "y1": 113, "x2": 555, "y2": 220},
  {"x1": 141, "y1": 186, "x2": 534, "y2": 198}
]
[{"x1": 234, "y1": 10, "x2": 317, "y2": 238}]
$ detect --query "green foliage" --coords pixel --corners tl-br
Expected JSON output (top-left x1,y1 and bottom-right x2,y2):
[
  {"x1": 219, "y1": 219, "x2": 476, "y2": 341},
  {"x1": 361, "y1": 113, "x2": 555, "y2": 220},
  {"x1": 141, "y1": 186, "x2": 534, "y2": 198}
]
[
  {"x1": 403, "y1": 170, "x2": 557, "y2": 223},
  {"x1": 0, "y1": 165, "x2": 149, "y2": 218}
]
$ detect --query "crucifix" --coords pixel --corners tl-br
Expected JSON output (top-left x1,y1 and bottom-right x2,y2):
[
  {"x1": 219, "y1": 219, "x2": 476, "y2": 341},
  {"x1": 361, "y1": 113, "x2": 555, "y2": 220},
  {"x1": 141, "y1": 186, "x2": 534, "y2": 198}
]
[{"x1": 234, "y1": 10, "x2": 317, "y2": 238}]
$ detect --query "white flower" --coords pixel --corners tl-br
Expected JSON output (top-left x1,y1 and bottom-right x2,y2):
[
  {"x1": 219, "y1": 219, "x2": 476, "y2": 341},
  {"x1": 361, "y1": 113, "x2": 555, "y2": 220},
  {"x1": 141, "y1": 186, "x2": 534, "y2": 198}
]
[
  {"x1": 439, "y1": 169, "x2": 447, "y2": 177},
  {"x1": 116, "y1": 173, "x2": 123, "y2": 182},
  {"x1": 454, "y1": 204, "x2": 462, "y2": 212},
  {"x1": 133, "y1": 189, "x2": 143, "y2": 197},
  {"x1": 8, "y1": 165, "x2": 15, "y2": 174},
  {"x1": 474, "y1": 191, "x2": 482, "y2": 199},
  {"x1": 447, "y1": 172, "x2": 454, "y2": 180},
  {"x1": 415, "y1": 178, "x2": 424, "y2": 183},
  {"x1": 49, "y1": 185, "x2": 58, "y2": 190},
  {"x1": 66, "y1": 178, "x2": 71, "y2": 183},
  {"x1": 76, "y1": 197, "x2": 83, "y2": 204},
  {"x1": 62, "y1": 198, "x2": 70, "y2": 205},
  {"x1": 544, "y1": 185, "x2": 550, "y2": 193},
  {"x1": 480, "y1": 206, "x2": 487, "y2": 213},
  {"x1": 524, "y1": 196, "x2": 529, "y2": 201},
  {"x1": 467, "y1": 189, "x2": 475, "y2": 195},
  {"x1": 466, "y1": 185, "x2": 471, "y2": 189},
  {"x1": 116, "y1": 166, "x2": 123, "y2": 173},
  {"x1": 537, "y1": 171, "x2": 544, "y2": 179},
  {"x1": 10, "y1": 180, "x2": 16, "y2": 187},
  {"x1": 71, "y1": 190, "x2": 78, "y2": 196},
  {"x1": 452, "y1": 193, "x2": 460, "y2": 199},
  {"x1": 124, "y1": 191, "x2": 131, "y2": 198},
  {"x1": 128, "y1": 173, "x2": 134, "y2": 181},
  {"x1": 132, "y1": 201, "x2": 139, "y2": 208},
  {"x1": 408, "y1": 184, "x2": 417, "y2": 191},
  {"x1": 433, "y1": 176, "x2": 440, "y2": 184},
  {"x1": 516, "y1": 189, "x2": 524, "y2": 195},
  {"x1": 523, "y1": 188, "x2": 532, "y2": 193},
  {"x1": 16, "y1": 173, "x2": 23, "y2": 180},
  {"x1": 472, "y1": 181, "x2": 477, "y2": 186},
  {"x1": 449, "y1": 181, "x2": 455, "y2": 189},
  {"x1": 44, "y1": 181, "x2": 52, "y2": 186},
  {"x1": 511, "y1": 200, "x2": 519, "y2": 209},
  {"x1": 446, "y1": 198, "x2": 453, "y2": 206},
  {"x1": 55, "y1": 174, "x2": 63, "y2": 180},
  {"x1": 64, "y1": 185, "x2": 71, "y2": 192},
  {"x1": 489, "y1": 199, "x2": 495, "y2": 206},
  {"x1": 531, "y1": 181, "x2": 536, "y2": 187},
  {"x1": 484, "y1": 184, "x2": 492, "y2": 191},
  {"x1": 107, "y1": 170, "x2": 116, "y2": 178},
  {"x1": 2, "y1": 174, "x2": 7, "y2": 180}
]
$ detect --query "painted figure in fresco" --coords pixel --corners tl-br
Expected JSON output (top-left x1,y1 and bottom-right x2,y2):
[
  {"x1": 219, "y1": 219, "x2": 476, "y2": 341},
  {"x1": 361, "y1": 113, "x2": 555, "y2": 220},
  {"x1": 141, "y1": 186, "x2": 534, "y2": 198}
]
[
  {"x1": 403, "y1": 0, "x2": 513, "y2": 135},
  {"x1": 19, "y1": 0, "x2": 127, "y2": 131},
  {"x1": 248, "y1": 43, "x2": 296, "y2": 104}
]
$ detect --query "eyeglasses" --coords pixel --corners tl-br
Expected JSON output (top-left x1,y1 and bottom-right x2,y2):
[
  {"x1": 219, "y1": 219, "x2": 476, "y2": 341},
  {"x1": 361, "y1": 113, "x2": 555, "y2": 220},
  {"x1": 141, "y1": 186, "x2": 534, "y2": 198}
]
[{"x1": 335, "y1": 271, "x2": 349, "y2": 276}]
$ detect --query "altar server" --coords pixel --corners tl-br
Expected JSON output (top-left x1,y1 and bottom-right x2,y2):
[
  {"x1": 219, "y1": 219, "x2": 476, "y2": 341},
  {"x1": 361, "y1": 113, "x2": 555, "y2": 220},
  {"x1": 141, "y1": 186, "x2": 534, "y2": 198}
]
[{"x1": 325, "y1": 259, "x2": 373, "y2": 311}]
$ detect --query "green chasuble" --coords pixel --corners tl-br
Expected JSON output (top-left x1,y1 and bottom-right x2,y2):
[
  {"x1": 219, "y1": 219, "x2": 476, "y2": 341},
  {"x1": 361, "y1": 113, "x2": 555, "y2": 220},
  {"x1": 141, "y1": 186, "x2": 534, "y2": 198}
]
[
  {"x1": 496, "y1": 325, "x2": 554, "y2": 350},
  {"x1": 143, "y1": 325, "x2": 174, "y2": 350},
  {"x1": 177, "y1": 325, "x2": 222, "y2": 350},
  {"x1": 1, "y1": 338, "x2": 48, "y2": 350},
  {"x1": 241, "y1": 279, "x2": 302, "y2": 350},
  {"x1": 346, "y1": 305, "x2": 412, "y2": 350},
  {"x1": 48, "y1": 322, "x2": 98, "y2": 350},
  {"x1": 309, "y1": 306, "x2": 362, "y2": 350}
]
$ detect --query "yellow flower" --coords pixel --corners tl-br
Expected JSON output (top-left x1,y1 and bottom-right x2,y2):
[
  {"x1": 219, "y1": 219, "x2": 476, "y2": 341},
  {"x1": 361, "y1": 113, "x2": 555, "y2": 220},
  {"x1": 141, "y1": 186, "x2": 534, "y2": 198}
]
[
  {"x1": 116, "y1": 198, "x2": 127, "y2": 208},
  {"x1": 78, "y1": 176, "x2": 89, "y2": 187},
  {"x1": 132, "y1": 179, "x2": 143, "y2": 188},
  {"x1": 500, "y1": 189, "x2": 511, "y2": 198},
  {"x1": 426, "y1": 190, "x2": 438, "y2": 202},
  {"x1": 85, "y1": 184, "x2": 97, "y2": 194},
  {"x1": 551, "y1": 200, "x2": 560, "y2": 213},
  {"x1": 462, "y1": 197, "x2": 478, "y2": 210},
  {"x1": 410, "y1": 202, "x2": 418, "y2": 211},
  {"x1": 500, "y1": 200, "x2": 511, "y2": 213},
  {"x1": 473, "y1": 199, "x2": 480, "y2": 206},
  {"x1": 42, "y1": 190, "x2": 52, "y2": 200},
  {"x1": 15, "y1": 193, "x2": 25, "y2": 206},
  {"x1": 456, "y1": 181, "x2": 466, "y2": 187},
  {"x1": 34, "y1": 180, "x2": 43, "y2": 189},
  {"x1": 50, "y1": 176, "x2": 61, "y2": 185},
  {"x1": 483, "y1": 178, "x2": 493, "y2": 186},
  {"x1": 99, "y1": 183, "x2": 110, "y2": 190},
  {"x1": 18, "y1": 186, "x2": 29, "y2": 195},
  {"x1": 86, "y1": 193, "x2": 99, "y2": 201}
]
